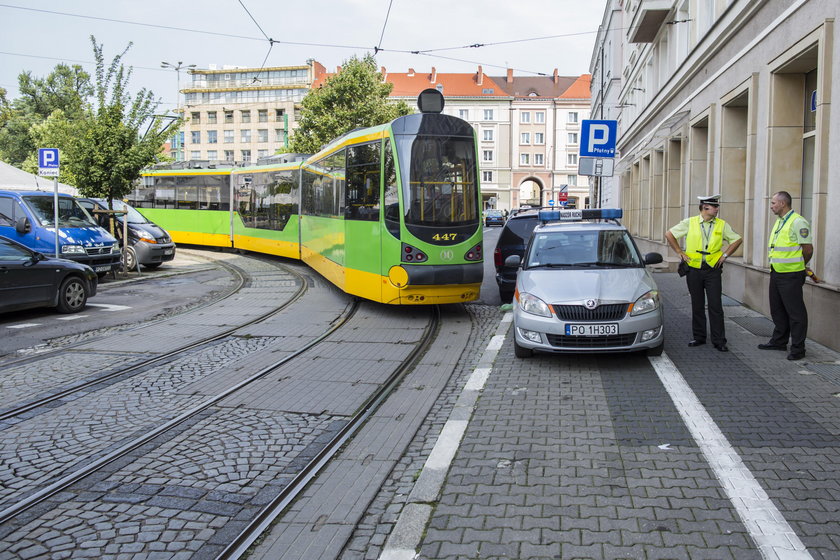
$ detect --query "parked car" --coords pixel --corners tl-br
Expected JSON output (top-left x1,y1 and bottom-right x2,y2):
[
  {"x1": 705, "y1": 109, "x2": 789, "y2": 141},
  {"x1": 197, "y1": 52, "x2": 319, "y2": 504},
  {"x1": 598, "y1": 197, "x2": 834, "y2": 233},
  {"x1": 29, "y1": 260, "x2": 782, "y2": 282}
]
[
  {"x1": 507, "y1": 208, "x2": 664, "y2": 358},
  {"x1": 494, "y1": 208, "x2": 541, "y2": 301},
  {"x1": 484, "y1": 209, "x2": 506, "y2": 227},
  {"x1": 0, "y1": 190, "x2": 121, "y2": 277},
  {"x1": 77, "y1": 198, "x2": 175, "y2": 271},
  {"x1": 0, "y1": 235, "x2": 97, "y2": 314}
]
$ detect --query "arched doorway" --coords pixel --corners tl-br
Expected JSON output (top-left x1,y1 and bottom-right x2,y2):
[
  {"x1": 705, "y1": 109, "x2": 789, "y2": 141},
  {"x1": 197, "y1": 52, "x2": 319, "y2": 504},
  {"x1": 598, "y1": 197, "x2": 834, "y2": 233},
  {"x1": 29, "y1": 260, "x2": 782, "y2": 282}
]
[{"x1": 518, "y1": 177, "x2": 544, "y2": 207}]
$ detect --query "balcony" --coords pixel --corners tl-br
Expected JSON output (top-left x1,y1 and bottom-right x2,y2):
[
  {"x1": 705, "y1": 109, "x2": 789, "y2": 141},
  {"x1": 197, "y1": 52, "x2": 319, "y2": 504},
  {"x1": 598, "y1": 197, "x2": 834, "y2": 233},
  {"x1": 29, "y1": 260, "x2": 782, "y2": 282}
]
[{"x1": 629, "y1": 0, "x2": 673, "y2": 43}]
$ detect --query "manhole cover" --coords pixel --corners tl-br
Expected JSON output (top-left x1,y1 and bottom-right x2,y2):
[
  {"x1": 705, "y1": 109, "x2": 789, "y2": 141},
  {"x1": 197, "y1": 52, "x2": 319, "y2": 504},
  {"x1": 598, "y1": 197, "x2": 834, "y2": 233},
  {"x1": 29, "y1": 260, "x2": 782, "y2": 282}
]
[
  {"x1": 731, "y1": 316, "x2": 775, "y2": 337},
  {"x1": 805, "y1": 363, "x2": 840, "y2": 386}
]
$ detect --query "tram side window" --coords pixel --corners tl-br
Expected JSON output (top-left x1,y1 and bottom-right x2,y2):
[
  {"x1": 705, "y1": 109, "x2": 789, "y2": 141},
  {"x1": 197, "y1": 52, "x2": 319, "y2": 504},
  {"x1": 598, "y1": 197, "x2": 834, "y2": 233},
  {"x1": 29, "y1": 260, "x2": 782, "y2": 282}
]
[
  {"x1": 383, "y1": 140, "x2": 400, "y2": 238},
  {"x1": 303, "y1": 150, "x2": 345, "y2": 218},
  {"x1": 176, "y1": 178, "x2": 199, "y2": 209},
  {"x1": 345, "y1": 142, "x2": 381, "y2": 221},
  {"x1": 237, "y1": 169, "x2": 298, "y2": 230}
]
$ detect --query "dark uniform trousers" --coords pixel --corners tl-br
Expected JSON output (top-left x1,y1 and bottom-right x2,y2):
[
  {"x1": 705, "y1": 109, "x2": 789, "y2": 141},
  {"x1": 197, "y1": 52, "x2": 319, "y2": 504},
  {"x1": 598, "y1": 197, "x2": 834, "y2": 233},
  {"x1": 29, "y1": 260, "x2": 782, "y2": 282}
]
[
  {"x1": 768, "y1": 269, "x2": 808, "y2": 353},
  {"x1": 686, "y1": 262, "x2": 725, "y2": 345}
]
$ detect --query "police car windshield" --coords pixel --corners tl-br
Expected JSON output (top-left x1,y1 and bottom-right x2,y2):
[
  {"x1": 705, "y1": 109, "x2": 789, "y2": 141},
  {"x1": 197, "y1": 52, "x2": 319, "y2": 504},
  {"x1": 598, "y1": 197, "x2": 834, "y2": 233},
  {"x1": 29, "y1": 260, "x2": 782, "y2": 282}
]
[
  {"x1": 23, "y1": 196, "x2": 98, "y2": 228},
  {"x1": 526, "y1": 229, "x2": 642, "y2": 268}
]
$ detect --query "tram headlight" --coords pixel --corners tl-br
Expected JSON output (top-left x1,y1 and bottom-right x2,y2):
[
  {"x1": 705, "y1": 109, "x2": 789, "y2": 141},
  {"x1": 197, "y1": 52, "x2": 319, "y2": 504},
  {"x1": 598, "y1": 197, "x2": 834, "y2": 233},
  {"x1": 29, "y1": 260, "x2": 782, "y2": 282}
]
[
  {"x1": 402, "y1": 243, "x2": 427, "y2": 263},
  {"x1": 464, "y1": 243, "x2": 482, "y2": 262}
]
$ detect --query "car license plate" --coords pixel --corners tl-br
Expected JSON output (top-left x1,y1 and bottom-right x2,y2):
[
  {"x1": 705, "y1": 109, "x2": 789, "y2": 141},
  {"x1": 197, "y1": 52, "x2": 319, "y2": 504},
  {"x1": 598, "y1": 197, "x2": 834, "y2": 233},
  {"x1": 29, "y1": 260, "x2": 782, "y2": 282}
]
[
  {"x1": 164, "y1": 249, "x2": 173, "y2": 255},
  {"x1": 565, "y1": 323, "x2": 619, "y2": 336},
  {"x1": 94, "y1": 265, "x2": 111, "y2": 273}
]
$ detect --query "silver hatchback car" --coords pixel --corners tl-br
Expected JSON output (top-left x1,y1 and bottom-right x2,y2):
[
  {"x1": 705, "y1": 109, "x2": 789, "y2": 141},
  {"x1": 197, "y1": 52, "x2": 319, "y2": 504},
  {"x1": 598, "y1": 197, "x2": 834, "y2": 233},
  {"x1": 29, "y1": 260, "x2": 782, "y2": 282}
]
[{"x1": 509, "y1": 209, "x2": 665, "y2": 358}]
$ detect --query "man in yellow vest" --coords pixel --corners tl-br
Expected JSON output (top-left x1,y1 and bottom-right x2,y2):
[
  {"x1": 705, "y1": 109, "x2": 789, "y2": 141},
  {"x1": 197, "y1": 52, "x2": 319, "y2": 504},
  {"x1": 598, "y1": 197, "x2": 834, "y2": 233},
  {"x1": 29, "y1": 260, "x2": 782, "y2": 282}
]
[
  {"x1": 666, "y1": 194, "x2": 742, "y2": 351},
  {"x1": 758, "y1": 191, "x2": 814, "y2": 360}
]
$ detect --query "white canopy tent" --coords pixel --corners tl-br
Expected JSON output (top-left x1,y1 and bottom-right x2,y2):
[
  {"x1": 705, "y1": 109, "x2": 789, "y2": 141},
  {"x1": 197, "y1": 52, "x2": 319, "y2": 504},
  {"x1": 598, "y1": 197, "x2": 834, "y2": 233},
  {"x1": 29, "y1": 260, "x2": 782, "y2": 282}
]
[{"x1": 0, "y1": 160, "x2": 79, "y2": 195}]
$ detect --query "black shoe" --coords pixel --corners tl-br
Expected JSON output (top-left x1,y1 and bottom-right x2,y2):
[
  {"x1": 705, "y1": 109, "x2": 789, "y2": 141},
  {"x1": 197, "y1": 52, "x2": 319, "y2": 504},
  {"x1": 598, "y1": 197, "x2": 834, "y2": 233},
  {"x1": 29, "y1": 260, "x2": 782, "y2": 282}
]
[
  {"x1": 758, "y1": 343, "x2": 787, "y2": 351},
  {"x1": 714, "y1": 344, "x2": 729, "y2": 352},
  {"x1": 787, "y1": 352, "x2": 805, "y2": 361},
  {"x1": 687, "y1": 340, "x2": 706, "y2": 347}
]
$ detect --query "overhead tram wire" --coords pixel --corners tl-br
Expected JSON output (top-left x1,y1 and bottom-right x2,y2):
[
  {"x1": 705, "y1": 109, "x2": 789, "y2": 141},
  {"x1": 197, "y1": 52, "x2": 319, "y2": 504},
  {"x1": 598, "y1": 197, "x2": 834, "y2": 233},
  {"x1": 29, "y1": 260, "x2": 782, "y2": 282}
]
[
  {"x1": 374, "y1": 0, "x2": 395, "y2": 55},
  {"x1": 235, "y1": 0, "x2": 276, "y2": 84}
]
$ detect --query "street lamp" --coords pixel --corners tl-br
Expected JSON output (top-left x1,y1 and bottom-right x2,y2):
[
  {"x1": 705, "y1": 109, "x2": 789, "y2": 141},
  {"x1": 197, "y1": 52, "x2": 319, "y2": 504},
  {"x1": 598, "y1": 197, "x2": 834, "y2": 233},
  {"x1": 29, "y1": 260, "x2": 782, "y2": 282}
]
[{"x1": 160, "y1": 61, "x2": 196, "y2": 112}]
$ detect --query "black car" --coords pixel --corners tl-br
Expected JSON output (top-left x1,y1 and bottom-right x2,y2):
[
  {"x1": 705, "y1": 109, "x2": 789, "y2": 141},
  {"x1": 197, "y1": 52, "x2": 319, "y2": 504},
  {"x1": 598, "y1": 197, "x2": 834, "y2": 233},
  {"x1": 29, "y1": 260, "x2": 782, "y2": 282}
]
[
  {"x1": 484, "y1": 209, "x2": 506, "y2": 227},
  {"x1": 494, "y1": 209, "x2": 541, "y2": 301},
  {"x1": 77, "y1": 198, "x2": 176, "y2": 271},
  {"x1": 0, "y1": 235, "x2": 98, "y2": 314}
]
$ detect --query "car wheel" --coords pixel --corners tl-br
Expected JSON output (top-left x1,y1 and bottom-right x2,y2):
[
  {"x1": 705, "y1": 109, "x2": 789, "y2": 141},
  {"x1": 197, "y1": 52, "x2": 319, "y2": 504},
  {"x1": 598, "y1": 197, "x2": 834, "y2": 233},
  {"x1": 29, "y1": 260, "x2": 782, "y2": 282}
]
[
  {"x1": 143, "y1": 262, "x2": 162, "y2": 269},
  {"x1": 514, "y1": 339, "x2": 532, "y2": 358},
  {"x1": 123, "y1": 246, "x2": 137, "y2": 271},
  {"x1": 646, "y1": 340, "x2": 665, "y2": 356},
  {"x1": 56, "y1": 276, "x2": 88, "y2": 313}
]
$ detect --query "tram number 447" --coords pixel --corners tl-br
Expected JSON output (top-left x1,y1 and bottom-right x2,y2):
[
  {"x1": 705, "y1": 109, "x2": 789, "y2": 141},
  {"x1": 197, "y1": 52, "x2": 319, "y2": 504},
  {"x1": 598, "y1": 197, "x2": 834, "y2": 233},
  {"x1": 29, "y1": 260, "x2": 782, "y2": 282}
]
[{"x1": 432, "y1": 233, "x2": 458, "y2": 241}]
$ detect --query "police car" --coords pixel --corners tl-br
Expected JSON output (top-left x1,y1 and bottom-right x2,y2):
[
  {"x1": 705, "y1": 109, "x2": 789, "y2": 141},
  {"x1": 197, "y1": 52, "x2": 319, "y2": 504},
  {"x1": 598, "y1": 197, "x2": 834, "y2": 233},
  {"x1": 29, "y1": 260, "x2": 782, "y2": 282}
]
[{"x1": 507, "y1": 208, "x2": 665, "y2": 358}]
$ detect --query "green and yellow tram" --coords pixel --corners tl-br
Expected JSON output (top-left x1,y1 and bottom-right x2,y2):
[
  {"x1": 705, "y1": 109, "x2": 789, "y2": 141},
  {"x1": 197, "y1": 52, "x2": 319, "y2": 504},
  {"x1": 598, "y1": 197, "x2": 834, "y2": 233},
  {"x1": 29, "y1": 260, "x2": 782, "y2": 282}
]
[{"x1": 133, "y1": 91, "x2": 483, "y2": 305}]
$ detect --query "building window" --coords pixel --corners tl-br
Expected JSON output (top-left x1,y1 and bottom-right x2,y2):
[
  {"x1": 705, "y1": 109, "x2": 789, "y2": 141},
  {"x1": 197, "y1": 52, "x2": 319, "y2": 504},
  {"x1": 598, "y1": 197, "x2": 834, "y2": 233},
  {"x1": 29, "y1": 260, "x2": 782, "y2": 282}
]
[
  {"x1": 191, "y1": 131, "x2": 201, "y2": 144},
  {"x1": 225, "y1": 111, "x2": 234, "y2": 123},
  {"x1": 535, "y1": 112, "x2": 545, "y2": 124},
  {"x1": 521, "y1": 112, "x2": 531, "y2": 123},
  {"x1": 520, "y1": 153, "x2": 530, "y2": 165},
  {"x1": 241, "y1": 149, "x2": 251, "y2": 162},
  {"x1": 567, "y1": 153, "x2": 578, "y2": 165},
  {"x1": 258, "y1": 149, "x2": 269, "y2": 158},
  {"x1": 483, "y1": 150, "x2": 493, "y2": 162},
  {"x1": 207, "y1": 111, "x2": 217, "y2": 124},
  {"x1": 258, "y1": 109, "x2": 268, "y2": 122},
  {"x1": 224, "y1": 150, "x2": 234, "y2": 161},
  {"x1": 483, "y1": 109, "x2": 494, "y2": 120},
  {"x1": 224, "y1": 130, "x2": 234, "y2": 143},
  {"x1": 275, "y1": 109, "x2": 285, "y2": 122},
  {"x1": 459, "y1": 109, "x2": 469, "y2": 120},
  {"x1": 483, "y1": 170, "x2": 493, "y2": 182},
  {"x1": 534, "y1": 153, "x2": 544, "y2": 165},
  {"x1": 483, "y1": 129, "x2": 494, "y2": 142},
  {"x1": 190, "y1": 150, "x2": 201, "y2": 159},
  {"x1": 241, "y1": 110, "x2": 251, "y2": 123},
  {"x1": 568, "y1": 132, "x2": 578, "y2": 144},
  {"x1": 568, "y1": 112, "x2": 579, "y2": 123},
  {"x1": 534, "y1": 132, "x2": 544, "y2": 144},
  {"x1": 275, "y1": 129, "x2": 285, "y2": 142},
  {"x1": 568, "y1": 174, "x2": 577, "y2": 186},
  {"x1": 207, "y1": 130, "x2": 217, "y2": 144},
  {"x1": 207, "y1": 150, "x2": 218, "y2": 160},
  {"x1": 521, "y1": 132, "x2": 530, "y2": 144},
  {"x1": 241, "y1": 129, "x2": 251, "y2": 142},
  {"x1": 258, "y1": 129, "x2": 268, "y2": 143},
  {"x1": 190, "y1": 112, "x2": 200, "y2": 123}
]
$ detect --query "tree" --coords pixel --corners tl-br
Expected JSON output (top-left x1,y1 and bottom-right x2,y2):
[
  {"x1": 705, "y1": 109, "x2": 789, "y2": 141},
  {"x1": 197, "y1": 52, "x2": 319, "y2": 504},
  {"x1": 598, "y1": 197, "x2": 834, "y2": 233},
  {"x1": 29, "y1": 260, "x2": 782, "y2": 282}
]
[
  {"x1": 287, "y1": 54, "x2": 411, "y2": 154},
  {"x1": 30, "y1": 37, "x2": 179, "y2": 204},
  {"x1": 0, "y1": 65, "x2": 92, "y2": 167}
]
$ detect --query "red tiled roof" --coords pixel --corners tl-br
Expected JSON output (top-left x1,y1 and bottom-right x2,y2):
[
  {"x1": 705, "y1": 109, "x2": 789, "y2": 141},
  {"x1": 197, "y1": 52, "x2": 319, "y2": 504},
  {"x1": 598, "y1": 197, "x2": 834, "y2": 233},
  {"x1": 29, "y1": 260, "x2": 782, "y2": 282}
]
[
  {"x1": 312, "y1": 66, "x2": 507, "y2": 97},
  {"x1": 559, "y1": 74, "x2": 592, "y2": 99}
]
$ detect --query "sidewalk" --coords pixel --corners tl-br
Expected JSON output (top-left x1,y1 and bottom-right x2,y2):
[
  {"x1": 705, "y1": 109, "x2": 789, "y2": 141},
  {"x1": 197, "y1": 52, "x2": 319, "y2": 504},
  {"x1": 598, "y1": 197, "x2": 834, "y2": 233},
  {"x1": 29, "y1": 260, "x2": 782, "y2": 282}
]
[{"x1": 382, "y1": 271, "x2": 840, "y2": 560}]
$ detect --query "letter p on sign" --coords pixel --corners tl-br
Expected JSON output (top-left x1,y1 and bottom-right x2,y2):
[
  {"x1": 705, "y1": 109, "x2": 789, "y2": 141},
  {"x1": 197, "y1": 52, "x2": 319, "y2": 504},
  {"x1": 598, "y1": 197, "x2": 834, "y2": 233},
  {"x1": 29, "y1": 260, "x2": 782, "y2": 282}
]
[{"x1": 580, "y1": 120, "x2": 617, "y2": 157}]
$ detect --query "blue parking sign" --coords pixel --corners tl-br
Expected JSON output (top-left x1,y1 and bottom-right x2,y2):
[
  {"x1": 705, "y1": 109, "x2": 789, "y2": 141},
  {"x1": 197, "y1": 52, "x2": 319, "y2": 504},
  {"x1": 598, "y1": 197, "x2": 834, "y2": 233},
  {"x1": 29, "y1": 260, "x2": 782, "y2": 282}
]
[
  {"x1": 580, "y1": 120, "x2": 617, "y2": 157},
  {"x1": 38, "y1": 148, "x2": 60, "y2": 176}
]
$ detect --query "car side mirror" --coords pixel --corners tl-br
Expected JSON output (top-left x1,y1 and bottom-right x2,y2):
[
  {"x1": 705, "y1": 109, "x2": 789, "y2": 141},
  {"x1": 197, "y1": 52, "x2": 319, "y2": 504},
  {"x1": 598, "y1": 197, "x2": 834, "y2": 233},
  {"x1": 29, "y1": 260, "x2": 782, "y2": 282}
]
[
  {"x1": 15, "y1": 216, "x2": 31, "y2": 234},
  {"x1": 504, "y1": 255, "x2": 522, "y2": 268},
  {"x1": 644, "y1": 252, "x2": 663, "y2": 265}
]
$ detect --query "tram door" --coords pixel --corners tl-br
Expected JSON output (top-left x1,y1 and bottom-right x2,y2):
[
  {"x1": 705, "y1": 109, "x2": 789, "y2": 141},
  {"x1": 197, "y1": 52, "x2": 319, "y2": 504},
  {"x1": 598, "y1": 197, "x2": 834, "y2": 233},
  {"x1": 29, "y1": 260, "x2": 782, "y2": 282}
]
[{"x1": 344, "y1": 142, "x2": 382, "y2": 301}]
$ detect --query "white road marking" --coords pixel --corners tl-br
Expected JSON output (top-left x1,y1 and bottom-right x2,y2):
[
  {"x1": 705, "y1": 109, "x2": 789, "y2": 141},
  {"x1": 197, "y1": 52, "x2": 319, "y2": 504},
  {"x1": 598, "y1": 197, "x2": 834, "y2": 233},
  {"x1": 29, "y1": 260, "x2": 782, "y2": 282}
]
[
  {"x1": 658, "y1": 443, "x2": 672, "y2": 450},
  {"x1": 56, "y1": 315, "x2": 89, "y2": 321},
  {"x1": 6, "y1": 323, "x2": 41, "y2": 329},
  {"x1": 86, "y1": 303, "x2": 132, "y2": 311},
  {"x1": 649, "y1": 353, "x2": 812, "y2": 560}
]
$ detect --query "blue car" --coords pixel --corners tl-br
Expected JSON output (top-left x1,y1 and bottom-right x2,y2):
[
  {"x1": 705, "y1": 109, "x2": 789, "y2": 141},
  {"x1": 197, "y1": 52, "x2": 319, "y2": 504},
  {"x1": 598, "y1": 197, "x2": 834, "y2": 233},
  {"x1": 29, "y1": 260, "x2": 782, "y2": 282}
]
[{"x1": 484, "y1": 210, "x2": 506, "y2": 227}]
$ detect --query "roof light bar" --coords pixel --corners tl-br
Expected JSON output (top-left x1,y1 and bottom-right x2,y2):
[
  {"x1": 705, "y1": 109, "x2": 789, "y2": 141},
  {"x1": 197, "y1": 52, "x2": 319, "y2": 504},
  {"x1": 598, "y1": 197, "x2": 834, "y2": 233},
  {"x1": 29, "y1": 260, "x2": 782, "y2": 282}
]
[{"x1": 538, "y1": 208, "x2": 623, "y2": 222}]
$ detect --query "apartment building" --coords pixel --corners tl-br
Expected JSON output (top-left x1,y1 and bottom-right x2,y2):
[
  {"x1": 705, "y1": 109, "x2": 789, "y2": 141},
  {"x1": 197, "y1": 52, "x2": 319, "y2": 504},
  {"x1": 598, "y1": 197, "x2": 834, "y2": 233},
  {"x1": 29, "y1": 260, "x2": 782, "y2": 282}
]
[
  {"x1": 590, "y1": 0, "x2": 840, "y2": 350},
  {"x1": 177, "y1": 61, "x2": 325, "y2": 164}
]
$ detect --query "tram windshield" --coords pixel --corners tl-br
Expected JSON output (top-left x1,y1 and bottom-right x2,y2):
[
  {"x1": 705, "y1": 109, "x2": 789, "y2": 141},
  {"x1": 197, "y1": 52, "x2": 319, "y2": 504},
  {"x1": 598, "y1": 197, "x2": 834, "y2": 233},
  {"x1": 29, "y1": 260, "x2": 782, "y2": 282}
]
[{"x1": 399, "y1": 135, "x2": 478, "y2": 228}]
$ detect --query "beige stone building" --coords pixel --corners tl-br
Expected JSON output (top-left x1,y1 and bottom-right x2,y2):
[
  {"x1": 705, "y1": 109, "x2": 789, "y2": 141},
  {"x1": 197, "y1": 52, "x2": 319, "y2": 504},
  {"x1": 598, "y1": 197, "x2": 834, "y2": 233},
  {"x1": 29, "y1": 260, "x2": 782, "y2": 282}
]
[
  {"x1": 590, "y1": 0, "x2": 840, "y2": 351},
  {"x1": 177, "y1": 61, "x2": 325, "y2": 164}
]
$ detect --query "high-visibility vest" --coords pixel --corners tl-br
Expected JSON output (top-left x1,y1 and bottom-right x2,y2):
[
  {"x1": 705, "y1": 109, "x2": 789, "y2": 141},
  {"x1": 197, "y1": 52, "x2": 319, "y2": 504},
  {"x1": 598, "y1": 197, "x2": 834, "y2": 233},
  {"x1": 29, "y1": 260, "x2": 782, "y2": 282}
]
[
  {"x1": 685, "y1": 216, "x2": 725, "y2": 268},
  {"x1": 768, "y1": 211, "x2": 805, "y2": 272}
]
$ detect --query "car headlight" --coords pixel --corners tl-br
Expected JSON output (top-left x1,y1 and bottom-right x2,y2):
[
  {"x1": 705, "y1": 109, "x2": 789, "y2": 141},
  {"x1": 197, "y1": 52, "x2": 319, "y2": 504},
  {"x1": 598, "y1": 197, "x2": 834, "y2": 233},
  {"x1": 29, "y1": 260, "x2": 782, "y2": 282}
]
[
  {"x1": 111, "y1": 244, "x2": 121, "y2": 255},
  {"x1": 518, "y1": 292, "x2": 553, "y2": 317},
  {"x1": 136, "y1": 229, "x2": 155, "y2": 242},
  {"x1": 630, "y1": 290, "x2": 660, "y2": 316},
  {"x1": 61, "y1": 245, "x2": 86, "y2": 255}
]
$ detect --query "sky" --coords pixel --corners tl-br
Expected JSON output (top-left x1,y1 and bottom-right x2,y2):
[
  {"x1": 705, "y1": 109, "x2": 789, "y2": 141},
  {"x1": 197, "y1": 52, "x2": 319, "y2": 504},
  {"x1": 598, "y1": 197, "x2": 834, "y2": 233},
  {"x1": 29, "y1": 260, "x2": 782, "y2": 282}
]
[{"x1": 0, "y1": 0, "x2": 607, "y2": 111}]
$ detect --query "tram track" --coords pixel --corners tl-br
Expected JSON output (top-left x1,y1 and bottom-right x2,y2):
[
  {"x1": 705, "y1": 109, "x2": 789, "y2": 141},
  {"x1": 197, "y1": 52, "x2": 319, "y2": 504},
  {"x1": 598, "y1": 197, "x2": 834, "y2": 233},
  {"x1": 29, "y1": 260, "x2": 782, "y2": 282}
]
[
  {"x1": 0, "y1": 302, "x2": 442, "y2": 560},
  {"x1": 0, "y1": 252, "x2": 308, "y2": 422}
]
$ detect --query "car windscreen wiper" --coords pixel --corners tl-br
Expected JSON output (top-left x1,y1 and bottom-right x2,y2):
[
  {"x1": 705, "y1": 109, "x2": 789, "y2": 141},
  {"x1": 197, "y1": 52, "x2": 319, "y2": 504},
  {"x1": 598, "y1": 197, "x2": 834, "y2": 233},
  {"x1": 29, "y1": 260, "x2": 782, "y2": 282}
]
[
  {"x1": 570, "y1": 261, "x2": 638, "y2": 267},
  {"x1": 527, "y1": 263, "x2": 574, "y2": 269}
]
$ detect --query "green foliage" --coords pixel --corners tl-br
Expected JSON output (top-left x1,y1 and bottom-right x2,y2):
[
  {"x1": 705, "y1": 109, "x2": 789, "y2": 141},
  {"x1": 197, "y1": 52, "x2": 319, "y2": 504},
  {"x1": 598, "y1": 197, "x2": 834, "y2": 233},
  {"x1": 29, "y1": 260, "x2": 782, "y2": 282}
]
[
  {"x1": 287, "y1": 54, "x2": 411, "y2": 154},
  {"x1": 0, "y1": 37, "x2": 179, "y2": 203}
]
